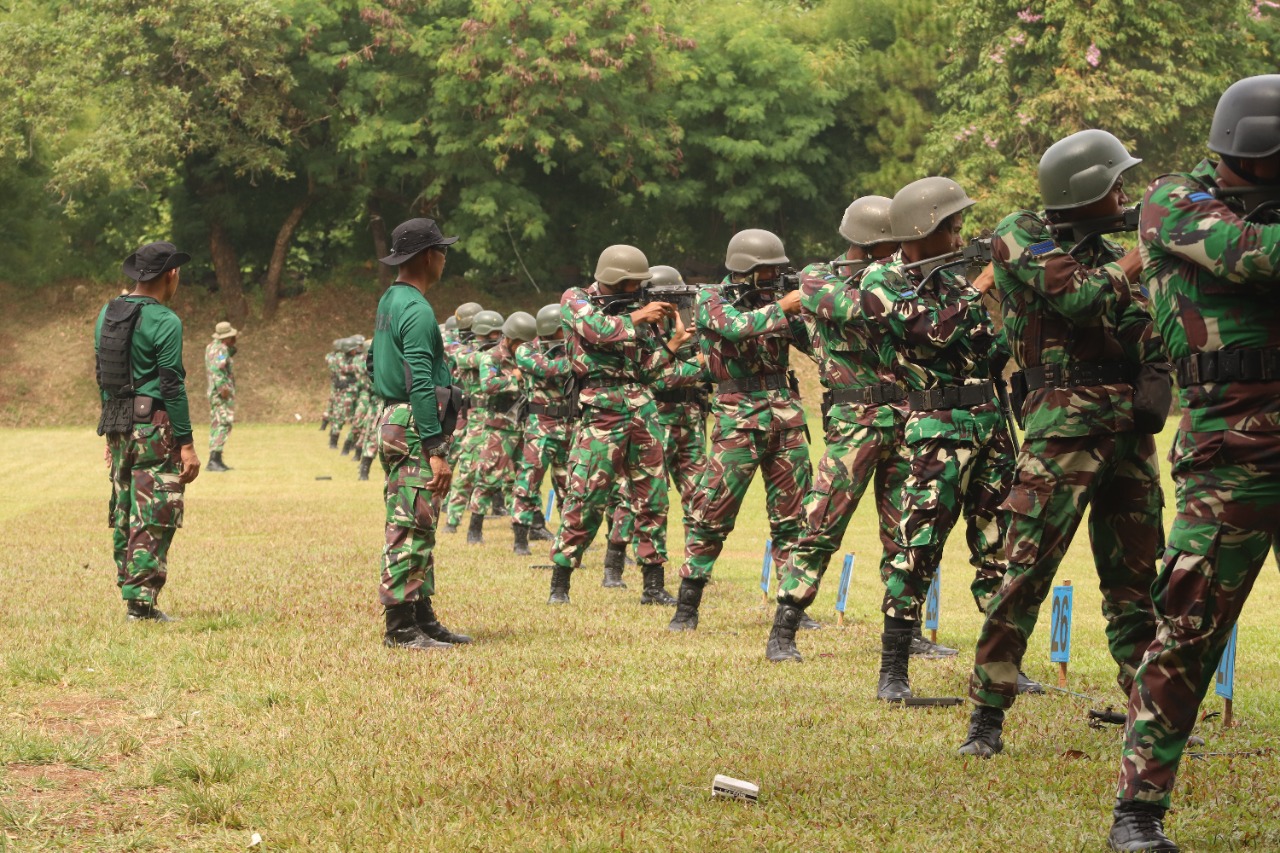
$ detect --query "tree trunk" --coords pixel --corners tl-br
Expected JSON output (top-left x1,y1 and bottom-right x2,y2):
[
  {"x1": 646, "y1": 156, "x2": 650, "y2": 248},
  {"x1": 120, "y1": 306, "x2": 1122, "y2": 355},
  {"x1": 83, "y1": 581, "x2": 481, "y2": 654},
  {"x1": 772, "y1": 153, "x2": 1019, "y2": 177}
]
[
  {"x1": 209, "y1": 220, "x2": 248, "y2": 327},
  {"x1": 368, "y1": 196, "x2": 393, "y2": 292},
  {"x1": 262, "y1": 192, "x2": 313, "y2": 320}
]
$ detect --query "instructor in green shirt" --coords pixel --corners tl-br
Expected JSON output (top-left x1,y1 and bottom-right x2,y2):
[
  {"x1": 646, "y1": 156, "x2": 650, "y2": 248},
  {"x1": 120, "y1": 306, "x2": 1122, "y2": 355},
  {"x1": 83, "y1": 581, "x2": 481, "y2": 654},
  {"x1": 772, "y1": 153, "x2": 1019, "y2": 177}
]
[{"x1": 373, "y1": 217, "x2": 472, "y2": 650}]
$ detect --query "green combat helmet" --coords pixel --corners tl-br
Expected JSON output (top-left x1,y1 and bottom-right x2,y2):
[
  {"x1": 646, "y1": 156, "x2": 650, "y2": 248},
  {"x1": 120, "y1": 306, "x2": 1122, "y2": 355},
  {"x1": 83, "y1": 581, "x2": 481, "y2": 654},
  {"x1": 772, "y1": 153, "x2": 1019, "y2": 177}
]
[
  {"x1": 455, "y1": 302, "x2": 483, "y2": 330},
  {"x1": 594, "y1": 244, "x2": 653, "y2": 285},
  {"x1": 890, "y1": 177, "x2": 975, "y2": 239},
  {"x1": 1039, "y1": 129, "x2": 1142, "y2": 210},
  {"x1": 839, "y1": 196, "x2": 895, "y2": 246},
  {"x1": 536, "y1": 304, "x2": 562, "y2": 338},
  {"x1": 345, "y1": 334, "x2": 366, "y2": 353},
  {"x1": 648, "y1": 265, "x2": 685, "y2": 286},
  {"x1": 472, "y1": 310, "x2": 505, "y2": 337},
  {"x1": 503, "y1": 311, "x2": 537, "y2": 343},
  {"x1": 725, "y1": 229, "x2": 789, "y2": 273},
  {"x1": 332, "y1": 338, "x2": 347, "y2": 351},
  {"x1": 1208, "y1": 74, "x2": 1280, "y2": 158},
  {"x1": 444, "y1": 315, "x2": 458, "y2": 332}
]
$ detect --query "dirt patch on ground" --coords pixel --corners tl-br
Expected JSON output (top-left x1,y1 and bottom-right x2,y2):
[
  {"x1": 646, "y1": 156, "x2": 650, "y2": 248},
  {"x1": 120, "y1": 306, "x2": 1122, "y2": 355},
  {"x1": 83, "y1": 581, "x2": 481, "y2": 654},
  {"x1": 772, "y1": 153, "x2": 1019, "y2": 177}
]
[{"x1": 19, "y1": 694, "x2": 132, "y2": 738}]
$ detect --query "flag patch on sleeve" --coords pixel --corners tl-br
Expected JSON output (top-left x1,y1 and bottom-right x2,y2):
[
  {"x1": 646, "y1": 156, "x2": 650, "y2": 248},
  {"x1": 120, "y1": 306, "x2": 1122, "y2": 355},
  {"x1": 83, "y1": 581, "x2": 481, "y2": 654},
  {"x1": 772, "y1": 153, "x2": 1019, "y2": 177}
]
[
  {"x1": 1188, "y1": 192, "x2": 1215, "y2": 203},
  {"x1": 1028, "y1": 240, "x2": 1056, "y2": 256}
]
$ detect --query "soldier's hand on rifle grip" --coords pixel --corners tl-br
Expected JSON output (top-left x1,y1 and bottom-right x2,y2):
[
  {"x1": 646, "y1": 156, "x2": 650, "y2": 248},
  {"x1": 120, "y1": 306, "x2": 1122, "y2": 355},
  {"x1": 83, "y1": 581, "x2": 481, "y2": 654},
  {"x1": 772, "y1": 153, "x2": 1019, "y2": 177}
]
[
  {"x1": 778, "y1": 290, "x2": 803, "y2": 315},
  {"x1": 428, "y1": 456, "x2": 452, "y2": 496},
  {"x1": 179, "y1": 445, "x2": 201, "y2": 484},
  {"x1": 629, "y1": 301, "x2": 672, "y2": 326},
  {"x1": 1118, "y1": 247, "x2": 1144, "y2": 283},
  {"x1": 970, "y1": 262, "x2": 996, "y2": 295},
  {"x1": 667, "y1": 310, "x2": 694, "y2": 353}
]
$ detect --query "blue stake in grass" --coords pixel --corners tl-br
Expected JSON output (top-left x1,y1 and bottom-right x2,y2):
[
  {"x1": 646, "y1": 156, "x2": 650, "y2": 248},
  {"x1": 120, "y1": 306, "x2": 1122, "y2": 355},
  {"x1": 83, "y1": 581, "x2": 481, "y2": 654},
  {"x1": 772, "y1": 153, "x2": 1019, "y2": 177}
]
[
  {"x1": 924, "y1": 567, "x2": 941, "y2": 644},
  {"x1": 1215, "y1": 622, "x2": 1239, "y2": 727},
  {"x1": 760, "y1": 539, "x2": 773, "y2": 604},
  {"x1": 1050, "y1": 580, "x2": 1074, "y2": 689},
  {"x1": 835, "y1": 553, "x2": 854, "y2": 626},
  {"x1": 545, "y1": 488, "x2": 556, "y2": 522}
]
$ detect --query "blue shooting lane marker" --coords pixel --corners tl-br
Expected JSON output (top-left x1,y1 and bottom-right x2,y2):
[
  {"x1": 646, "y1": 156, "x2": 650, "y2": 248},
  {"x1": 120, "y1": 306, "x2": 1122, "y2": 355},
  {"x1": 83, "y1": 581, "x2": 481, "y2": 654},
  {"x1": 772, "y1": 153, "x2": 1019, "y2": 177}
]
[
  {"x1": 835, "y1": 554, "x2": 854, "y2": 625},
  {"x1": 1050, "y1": 581, "x2": 1074, "y2": 687},
  {"x1": 760, "y1": 539, "x2": 773, "y2": 603},
  {"x1": 1215, "y1": 623, "x2": 1238, "y2": 702},
  {"x1": 924, "y1": 568, "x2": 941, "y2": 633},
  {"x1": 544, "y1": 488, "x2": 556, "y2": 521}
]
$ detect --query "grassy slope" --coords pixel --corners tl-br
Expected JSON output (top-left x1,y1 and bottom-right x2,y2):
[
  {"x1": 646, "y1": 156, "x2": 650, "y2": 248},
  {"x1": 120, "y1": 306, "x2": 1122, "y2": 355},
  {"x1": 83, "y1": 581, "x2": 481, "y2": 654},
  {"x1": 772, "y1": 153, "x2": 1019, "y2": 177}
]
[{"x1": 2, "y1": 423, "x2": 1279, "y2": 852}]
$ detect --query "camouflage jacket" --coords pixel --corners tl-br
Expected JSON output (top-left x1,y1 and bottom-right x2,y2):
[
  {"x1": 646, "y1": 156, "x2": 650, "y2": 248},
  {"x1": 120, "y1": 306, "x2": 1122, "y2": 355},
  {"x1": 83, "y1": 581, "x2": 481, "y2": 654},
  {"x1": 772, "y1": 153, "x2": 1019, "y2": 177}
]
[
  {"x1": 452, "y1": 341, "x2": 491, "y2": 404},
  {"x1": 800, "y1": 255, "x2": 901, "y2": 429},
  {"x1": 860, "y1": 255, "x2": 1007, "y2": 443},
  {"x1": 560, "y1": 283, "x2": 675, "y2": 414},
  {"x1": 993, "y1": 209, "x2": 1162, "y2": 440},
  {"x1": 338, "y1": 350, "x2": 361, "y2": 392},
  {"x1": 325, "y1": 350, "x2": 342, "y2": 387},
  {"x1": 515, "y1": 339, "x2": 571, "y2": 408},
  {"x1": 697, "y1": 278, "x2": 809, "y2": 432},
  {"x1": 475, "y1": 338, "x2": 523, "y2": 430},
  {"x1": 653, "y1": 353, "x2": 710, "y2": 427},
  {"x1": 205, "y1": 340, "x2": 235, "y2": 401},
  {"x1": 1142, "y1": 158, "x2": 1280, "y2": 433}
]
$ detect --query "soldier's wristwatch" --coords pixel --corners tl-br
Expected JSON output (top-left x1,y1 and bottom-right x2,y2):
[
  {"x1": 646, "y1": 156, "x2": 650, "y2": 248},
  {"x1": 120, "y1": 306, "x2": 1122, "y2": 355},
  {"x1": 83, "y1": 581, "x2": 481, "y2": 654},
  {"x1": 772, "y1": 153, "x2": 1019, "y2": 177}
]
[{"x1": 424, "y1": 439, "x2": 449, "y2": 458}]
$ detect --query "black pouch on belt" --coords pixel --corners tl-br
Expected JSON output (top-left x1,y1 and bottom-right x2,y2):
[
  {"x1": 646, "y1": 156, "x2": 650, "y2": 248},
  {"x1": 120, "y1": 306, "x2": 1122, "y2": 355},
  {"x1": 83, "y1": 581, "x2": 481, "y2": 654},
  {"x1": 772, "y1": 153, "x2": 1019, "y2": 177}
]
[{"x1": 1132, "y1": 362, "x2": 1173, "y2": 434}]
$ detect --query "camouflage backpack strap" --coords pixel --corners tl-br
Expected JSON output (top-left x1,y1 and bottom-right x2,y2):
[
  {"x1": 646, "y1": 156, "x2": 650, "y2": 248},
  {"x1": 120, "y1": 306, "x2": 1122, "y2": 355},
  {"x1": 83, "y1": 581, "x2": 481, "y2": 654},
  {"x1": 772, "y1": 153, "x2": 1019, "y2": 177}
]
[{"x1": 96, "y1": 297, "x2": 154, "y2": 436}]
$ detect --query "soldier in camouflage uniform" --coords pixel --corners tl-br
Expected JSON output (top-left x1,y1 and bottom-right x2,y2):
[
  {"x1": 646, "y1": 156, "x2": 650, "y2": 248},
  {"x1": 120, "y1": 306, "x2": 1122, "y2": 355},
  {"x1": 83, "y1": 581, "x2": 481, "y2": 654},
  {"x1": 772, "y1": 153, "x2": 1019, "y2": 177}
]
[
  {"x1": 371, "y1": 217, "x2": 470, "y2": 651},
  {"x1": 547, "y1": 244, "x2": 692, "y2": 606},
  {"x1": 96, "y1": 241, "x2": 201, "y2": 621},
  {"x1": 754, "y1": 198, "x2": 908, "y2": 648},
  {"x1": 322, "y1": 340, "x2": 343, "y2": 431},
  {"x1": 512, "y1": 303, "x2": 573, "y2": 555},
  {"x1": 465, "y1": 312, "x2": 535, "y2": 545},
  {"x1": 347, "y1": 339, "x2": 374, "y2": 458},
  {"x1": 1107, "y1": 76, "x2": 1280, "y2": 853},
  {"x1": 356, "y1": 337, "x2": 384, "y2": 481},
  {"x1": 443, "y1": 305, "x2": 493, "y2": 532},
  {"x1": 328, "y1": 336, "x2": 363, "y2": 451},
  {"x1": 672, "y1": 230, "x2": 813, "y2": 623},
  {"x1": 959, "y1": 131, "x2": 1164, "y2": 760},
  {"x1": 855, "y1": 178, "x2": 1016, "y2": 701},
  {"x1": 205, "y1": 321, "x2": 238, "y2": 472}
]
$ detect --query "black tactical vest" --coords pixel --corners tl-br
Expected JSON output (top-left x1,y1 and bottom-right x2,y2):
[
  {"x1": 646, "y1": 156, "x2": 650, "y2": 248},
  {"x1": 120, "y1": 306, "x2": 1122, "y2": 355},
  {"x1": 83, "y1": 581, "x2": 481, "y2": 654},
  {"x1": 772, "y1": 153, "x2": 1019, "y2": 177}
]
[{"x1": 96, "y1": 297, "x2": 153, "y2": 435}]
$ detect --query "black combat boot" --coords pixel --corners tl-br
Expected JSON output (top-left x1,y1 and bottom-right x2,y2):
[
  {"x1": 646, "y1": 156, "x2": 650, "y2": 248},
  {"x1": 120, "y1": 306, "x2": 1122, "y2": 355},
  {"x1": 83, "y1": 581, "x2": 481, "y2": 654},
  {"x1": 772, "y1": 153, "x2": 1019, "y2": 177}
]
[
  {"x1": 341, "y1": 435, "x2": 356, "y2": 456},
  {"x1": 957, "y1": 706, "x2": 1006, "y2": 758},
  {"x1": 1017, "y1": 670, "x2": 1044, "y2": 694},
  {"x1": 1108, "y1": 801, "x2": 1179, "y2": 852},
  {"x1": 358, "y1": 457, "x2": 372, "y2": 481},
  {"x1": 126, "y1": 599, "x2": 174, "y2": 622},
  {"x1": 414, "y1": 597, "x2": 473, "y2": 645},
  {"x1": 320, "y1": 417, "x2": 329, "y2": 431},
  {"x1": 639, "y1": 564, "x2": 677, "y2": 605},
  {"x1": 512, "y1": 523, "x2": 532, "y2": 556},
  {"x1": 548, "y1": 564, "x2": 572, "y2": 604},
  {"x1": 329, "y1": 433, "x2": 339, "y2": 450},
  {"x1": 798, "y1": 612, "x2": 822, "y2": 630},
  {"x1": 765, "y1": 604, "x2": 804, "y2": 663},
  {"x1": 877, "y1": 630, "x2": 914, "y2": 701},
  {"x1": 466, "y1": 513, "x2": 485, "y2": 545},
  {"x1": 529, "y1": 515, "x2": 555, "y2": 541},
  {"x1": 910, "y1": 620, "x2": 957, "y2": 657},
  {"x1": 206, "y1": 451, "x2": 230, "y2": 473},
  {"x1": 602, "y1": 542, "x2": 627, "y2": 588},
  {"x1": 667, "y1": 577, "x2": 705, "y2": 631},
  {"x1": 383, "y1": 602, "x2": 452, "y2": 650},
  {"x1": 444, "y1": 520, "x2": 459, "y2": 534}
]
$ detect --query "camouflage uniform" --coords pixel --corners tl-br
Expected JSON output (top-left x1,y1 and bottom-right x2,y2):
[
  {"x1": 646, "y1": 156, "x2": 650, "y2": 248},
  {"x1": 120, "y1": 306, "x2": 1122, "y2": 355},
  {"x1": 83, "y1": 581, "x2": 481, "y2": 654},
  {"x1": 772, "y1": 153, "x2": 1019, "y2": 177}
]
[
  {"x1": 775, "y1": 256, "x2": 909, "y2": 609},
  {"x1": 1117, "y1": 159, "x2": 1280, "y2": 808},
  {"x1": 969, "y1": 210, "x2": 1163, "y2": 711},
  {"x1": 513, "y1": 339, "x2": 573, "y2": 529},
  {"x1": 549, "y1": 284, "x2": 677, "y2": 576},
  {"x1": 205, "y1": 339, "x2": 235, "y2": 453},
  {"x1": 444, "y1": 339, "x2": 488, "y2": 526},
  {"x1": 328, "y1": 349, "x2": 360, "y2": 443},
  {"x1": 323, "y1": 349, "x2": 342, "y2": 425},
  {"x1": 678, "y1": 279, "x2": 812, "y2": 583},
  {"x1": 468, "y1": 338, "x2": 524, "y2": 516},
  {"x1": 349, "y1": 352, "x2": 374, "y2": 450},
  {"x1": 859, "y1": 255, "x2": 1015, "y2": 622}
]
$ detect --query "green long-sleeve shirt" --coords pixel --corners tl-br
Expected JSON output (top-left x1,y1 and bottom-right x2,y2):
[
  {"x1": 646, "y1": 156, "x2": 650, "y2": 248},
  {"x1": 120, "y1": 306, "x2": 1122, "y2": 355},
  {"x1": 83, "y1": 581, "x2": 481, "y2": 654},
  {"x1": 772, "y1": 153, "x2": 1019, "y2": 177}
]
[
  {"x1": 94, "y1": 296, "x2": 193, "y2": 444},
  {"x1": 373, "y1": 282, "x2": 450, "y2": 443}
]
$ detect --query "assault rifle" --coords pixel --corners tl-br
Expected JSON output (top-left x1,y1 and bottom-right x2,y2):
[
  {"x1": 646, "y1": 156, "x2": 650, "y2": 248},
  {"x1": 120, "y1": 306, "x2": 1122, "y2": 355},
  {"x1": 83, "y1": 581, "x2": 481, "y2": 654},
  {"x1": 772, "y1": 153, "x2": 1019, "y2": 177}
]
[
  {"x1": 1049, "y1": 205, "x2": 1140, "y2": 256},
  {"x1": 1213, "y1": 186, "x2": 1280, "y2": 222},
  {"x1": 724, "y1": 269, "x2": 801, "y2": 308},
  {"x1": 900, "y1": 236, "x2": 993, "y2": 286}
]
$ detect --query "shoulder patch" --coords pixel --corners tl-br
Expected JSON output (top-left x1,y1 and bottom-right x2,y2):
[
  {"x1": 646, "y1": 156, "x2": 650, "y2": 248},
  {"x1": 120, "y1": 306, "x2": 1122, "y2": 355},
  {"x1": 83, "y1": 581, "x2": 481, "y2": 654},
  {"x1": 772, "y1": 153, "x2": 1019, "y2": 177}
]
[
  {"x1": 1028, "y1": 240, "x2": 1057, "y2": 256},
  {"x1": 1187, "y1": 192, "x2": 1215, "y2": 203},
  {"x1": 898, "y1": 289, "x2": 916, "y2": 299}
]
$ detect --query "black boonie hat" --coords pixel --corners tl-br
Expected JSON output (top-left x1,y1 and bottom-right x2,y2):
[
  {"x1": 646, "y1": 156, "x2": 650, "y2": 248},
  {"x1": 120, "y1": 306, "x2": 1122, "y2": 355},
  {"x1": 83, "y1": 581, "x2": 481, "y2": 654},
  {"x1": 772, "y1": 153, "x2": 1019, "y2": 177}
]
[
  {"x1": 379, "y1": 217, "x2": 459, "y2": 266},
  {"x1": 122, "y1": 241, "x2": 191, "y2": 282}
]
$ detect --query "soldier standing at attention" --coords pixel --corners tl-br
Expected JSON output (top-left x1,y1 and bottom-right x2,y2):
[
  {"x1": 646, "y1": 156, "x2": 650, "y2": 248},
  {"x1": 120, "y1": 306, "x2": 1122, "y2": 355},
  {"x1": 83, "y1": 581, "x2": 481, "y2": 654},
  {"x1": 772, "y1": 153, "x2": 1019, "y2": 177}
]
[
  {"x1": 756, "y1": 198, "x2": 907, "y2": 648},
  {"x1": 1107, "y1": 76, "x2": 1280, "y2": 853},
  {"x1": 442, "y1": 302, "x2": 483, "y2": 531},
  {"x1": 444, "y1": 308, "x2": 499, "y2": 533},
  {"x1": 857, "y1": 178, "x2": 1016, "y2": 701},
  {"x1": 673, "y1": 231, "x2": 813, "y2": 625},
  {"x1": 959, "y1": 131, "x2": 1164, "y2": 759},
  {"x1": 322, "y1": 340, "x2": 343, "y2": 431},
  {"x1": 95, "y1": 241, "x2": 201, "y2": 621},
  {"x1": 546, "y1": 245, "x2": 692, "y2": 606},
  {"x1": 372, "y1": 217, "x2": 471, "y2": 651},
  {"x1": 205, "y1": 321, "x2": 238, "y2": 472}
]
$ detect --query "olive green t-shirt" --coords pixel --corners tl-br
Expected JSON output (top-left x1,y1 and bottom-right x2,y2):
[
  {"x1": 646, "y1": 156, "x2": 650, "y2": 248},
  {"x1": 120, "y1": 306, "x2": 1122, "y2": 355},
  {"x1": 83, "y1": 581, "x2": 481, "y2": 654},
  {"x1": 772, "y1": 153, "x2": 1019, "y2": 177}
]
[{"x1": 94, "y1": 296, "x2": 193, "y2": 444}]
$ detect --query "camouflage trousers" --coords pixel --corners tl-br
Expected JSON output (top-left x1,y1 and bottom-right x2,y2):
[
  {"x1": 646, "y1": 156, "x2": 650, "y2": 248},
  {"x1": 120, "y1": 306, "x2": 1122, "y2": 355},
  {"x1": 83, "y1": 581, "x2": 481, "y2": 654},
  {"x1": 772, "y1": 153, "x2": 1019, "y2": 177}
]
[
  {"x1": 551, "y1": 405, "x2": 669, "y2": 571},
  {"x1": 323, "y1": 384, "x2": 340, "y2": 423},
  {"x1": 209, "y1": 396, "x2": 234, "y2": 453},
  {"x1": 378, "y1": 403, "x2": 443, "y2": 606},
  {"x1": 776, "y1": 417, "x2": 908, "y2": 609},
  {"x1": 107, "y1": 413, "x2": 185, "y2": 604},
  {"x1": 609, "y1": 416, "x2": 708, "y2": 548},
  {"x1": 881, "y1": 420, "x2": 1015, "y2": 622},
  {"x1": 447, "y1": 410, "x2": 470, "y2": 466},
  {"x1": 329, "y1": 385, "x2": 358, "y2": 439},
  {"x1": 359, "y1": 397, "x2": 384, "y2": 461},
  {"x1": 513, "y1": 414, "x2": 571, "y2": 528},
  {"x1": 1117, "y1": 429, "x2": 1280, "y2": 808},
  {"x1": 444, "y1": 412, "x2": 487, "y2": 526},
  {"x1": 469, "y1": 426, "x2": 521, "y2": 516},
  {"x1": 970, "y1": 431, "x2": 1161, "y2": 710},
  {"x1": 680, "y1": 422, "x2": 811, "y2": 582}
]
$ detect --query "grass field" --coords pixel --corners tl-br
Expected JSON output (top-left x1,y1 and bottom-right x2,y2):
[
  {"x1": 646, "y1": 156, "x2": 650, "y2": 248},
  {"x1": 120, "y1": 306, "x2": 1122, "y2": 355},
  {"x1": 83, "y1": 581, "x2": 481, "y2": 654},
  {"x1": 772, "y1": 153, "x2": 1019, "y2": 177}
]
[{"x1": 2, "y1": 424, "x2": 1279, "y2": 852}]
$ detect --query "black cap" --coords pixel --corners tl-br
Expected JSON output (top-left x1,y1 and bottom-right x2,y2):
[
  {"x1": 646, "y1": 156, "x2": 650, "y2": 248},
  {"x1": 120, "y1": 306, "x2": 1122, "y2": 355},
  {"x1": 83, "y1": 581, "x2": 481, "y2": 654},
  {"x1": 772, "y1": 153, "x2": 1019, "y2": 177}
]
[
  {"x1": 122, "y1": 241, "x2": 191, "y2": 282},
  {"x1": 379, "y1": 218, "x2": 459, "y2": 266}
]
